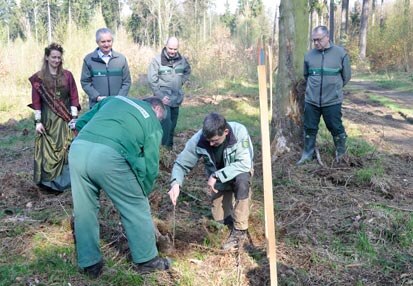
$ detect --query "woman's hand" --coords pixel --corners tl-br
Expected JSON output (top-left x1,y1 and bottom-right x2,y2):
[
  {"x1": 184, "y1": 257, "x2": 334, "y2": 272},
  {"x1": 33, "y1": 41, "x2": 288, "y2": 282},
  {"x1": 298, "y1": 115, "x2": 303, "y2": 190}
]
[{"x1": 35, "y1": 123, "x2": 45, "y2": 134}]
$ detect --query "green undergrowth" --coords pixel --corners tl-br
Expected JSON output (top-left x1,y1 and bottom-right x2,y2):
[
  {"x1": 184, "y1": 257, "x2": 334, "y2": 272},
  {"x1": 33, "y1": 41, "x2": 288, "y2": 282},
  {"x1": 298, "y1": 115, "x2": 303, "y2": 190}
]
[
  {"x1": 354, "y1": 72, "x2": 413, "y2": 92},
  {"x1": 368, "y1": 94, "x2": 413, "y2": 116},
  {"x1": 177, "y1": 96, "x2": 260, "y2": 137}
]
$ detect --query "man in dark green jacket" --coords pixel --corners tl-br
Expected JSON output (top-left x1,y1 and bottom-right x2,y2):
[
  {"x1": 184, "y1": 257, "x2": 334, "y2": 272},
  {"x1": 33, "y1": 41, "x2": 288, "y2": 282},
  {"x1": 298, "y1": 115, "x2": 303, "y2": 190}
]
[
  {"x1": 147, "y1": 37, "x2": 191, "y2": 148},
  {"x1": 298, "y1": 25, "x2": 351, "y2": 165},
  {"x1": 69, "y1": 96, "x2": 170, "y2": 277},
  {"x1": 81, "y1": 28, "x2": 131, "y2": 109}
]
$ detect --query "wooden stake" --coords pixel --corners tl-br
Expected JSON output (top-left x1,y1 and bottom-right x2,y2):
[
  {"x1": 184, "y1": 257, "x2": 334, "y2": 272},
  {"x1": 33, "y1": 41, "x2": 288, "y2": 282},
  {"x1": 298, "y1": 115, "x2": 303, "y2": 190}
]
[{"x1": 257, "y1": 47, "x2": 278, "y2": 286}]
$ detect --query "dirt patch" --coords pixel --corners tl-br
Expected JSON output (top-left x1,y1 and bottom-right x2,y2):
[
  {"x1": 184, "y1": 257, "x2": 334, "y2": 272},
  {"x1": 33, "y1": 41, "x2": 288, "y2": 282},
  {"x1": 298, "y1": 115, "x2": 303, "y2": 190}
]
[
  {"x1": 345, "y1": 80, "x2": 413, "y2": 154},
  {"x1": 1, "y1": 81, "x2": 413, "y2": 285}
]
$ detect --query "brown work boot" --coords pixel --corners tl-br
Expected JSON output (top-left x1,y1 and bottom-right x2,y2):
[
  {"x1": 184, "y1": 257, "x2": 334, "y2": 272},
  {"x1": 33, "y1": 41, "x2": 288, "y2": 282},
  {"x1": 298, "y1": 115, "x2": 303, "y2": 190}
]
[
  {"x1": 222, "y1": 229, "x2": 247, "y2": 251},
  {"x1": 134, "y1": 256, "x2": 171, "y2": 274},
  {"x1": 83, "y1": 260, "x2": 104, "y2": 278}
]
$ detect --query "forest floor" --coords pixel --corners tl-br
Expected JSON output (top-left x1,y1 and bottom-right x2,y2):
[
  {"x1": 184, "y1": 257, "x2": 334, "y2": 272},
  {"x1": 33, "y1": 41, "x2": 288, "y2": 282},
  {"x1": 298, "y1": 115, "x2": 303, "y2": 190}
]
[{"x1": 0, "y1": 79, "x2": 412, "y2": 286}]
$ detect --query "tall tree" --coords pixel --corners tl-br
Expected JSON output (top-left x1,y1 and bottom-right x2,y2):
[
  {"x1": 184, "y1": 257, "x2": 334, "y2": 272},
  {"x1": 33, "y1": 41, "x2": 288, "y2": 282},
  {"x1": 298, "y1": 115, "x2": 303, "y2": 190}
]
[
  {"x1": 329, "y1": 0, "x2": 334, "y2": 41},
  {"x1": 402, "y1": 0, "x2": 411, "y2": 71},
  {"x1": 0, "y1": 0, "x2": 25, "y2": 42},
  {"x1": 127, "y1": 1, "x2": 157, "y2": 45},
  {"x1": 271, "y1": 0, "x2": 308, "y2": 156},
  {"x1": 359, "y1": 0, "x2": 371, "y2": 60},
  {"x1": 101, "y1": 0, "x2": 121, "y2": 31},
  {"x1": 65, "y1": 0, "x2": 96, "y2": 28},
  {"x1": 340, "y1": 0, "x2": 349, "y2": 43}
]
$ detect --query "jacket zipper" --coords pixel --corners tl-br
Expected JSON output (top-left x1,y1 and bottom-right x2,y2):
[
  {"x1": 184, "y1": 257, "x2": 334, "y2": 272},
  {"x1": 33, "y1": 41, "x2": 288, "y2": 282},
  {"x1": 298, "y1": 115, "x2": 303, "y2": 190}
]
[
  {"x1": 106, "y1": 60, "x2": 111, "y2": 96},
  {"x1": 319, "y1": 50, "x2": 325, "y2": 107}
]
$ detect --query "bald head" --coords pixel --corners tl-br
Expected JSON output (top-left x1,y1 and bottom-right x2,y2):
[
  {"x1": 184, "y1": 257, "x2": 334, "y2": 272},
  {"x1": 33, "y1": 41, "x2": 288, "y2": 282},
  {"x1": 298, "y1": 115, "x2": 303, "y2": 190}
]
[{"x1": 165, "y1": 37, "x2": 179, "y2": 58}]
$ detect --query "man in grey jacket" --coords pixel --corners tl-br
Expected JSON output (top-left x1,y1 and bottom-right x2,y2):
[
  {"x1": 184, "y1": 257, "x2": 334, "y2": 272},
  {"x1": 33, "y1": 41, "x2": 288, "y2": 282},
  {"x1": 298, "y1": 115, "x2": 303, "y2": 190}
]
[
  {"x1": 168, "y1": 112, "x2": 254, "y2": 251},
  {"x1": 298, "y1": 25, "x2": 351, "y2": 165},
  {"x1": 147, "y1": 37, "x2": 191, "y2": 148},
  {"x1": 81, "y1": 28, "x2": 131, "y2": 109}
]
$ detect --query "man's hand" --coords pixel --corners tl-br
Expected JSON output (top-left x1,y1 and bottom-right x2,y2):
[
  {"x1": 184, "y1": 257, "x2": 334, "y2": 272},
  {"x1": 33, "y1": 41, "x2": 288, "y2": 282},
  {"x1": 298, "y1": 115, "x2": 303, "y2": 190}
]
[
  {"x1": 35, "y1": 123, "x2": 45, "y2": 134},
  {"x1": 168, "y1": 183, "x2": 180, "y2": 206},
  {"x1": 97, "y1": 95, "x2": 107, "y2": 102},
  {"x1": 207, "y1": 175, "x2": 218, "y2": 194}
]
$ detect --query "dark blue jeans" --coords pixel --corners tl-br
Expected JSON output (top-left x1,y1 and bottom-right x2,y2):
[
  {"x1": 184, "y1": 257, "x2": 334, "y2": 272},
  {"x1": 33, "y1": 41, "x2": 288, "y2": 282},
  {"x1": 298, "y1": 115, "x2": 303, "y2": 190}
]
[{"x1": 304, "y1": 102, "x2": 345, "y2": 137}]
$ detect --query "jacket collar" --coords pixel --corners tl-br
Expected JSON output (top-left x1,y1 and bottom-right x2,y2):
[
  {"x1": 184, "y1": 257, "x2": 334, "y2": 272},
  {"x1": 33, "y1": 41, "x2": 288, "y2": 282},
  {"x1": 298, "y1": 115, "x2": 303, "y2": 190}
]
[
  {"x1": 92, "y1": 48, "x2": 119, "y2": 60},
  {"x1": 197, "y1": 124, "x2": 237, "y2": 150}
]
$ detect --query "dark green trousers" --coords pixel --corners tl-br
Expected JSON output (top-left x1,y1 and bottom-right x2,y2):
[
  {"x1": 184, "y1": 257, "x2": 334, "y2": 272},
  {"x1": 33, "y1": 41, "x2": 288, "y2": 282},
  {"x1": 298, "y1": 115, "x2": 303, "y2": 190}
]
[
  {"x1": 69, "y1": 140, "x2": 157, "y2": 268},
  {"x1": 161, "y1": 106, "x2": 179, "y2": 147},
  {"x1": 304, "y1": 102, "x2": 345, "y2": 137}
]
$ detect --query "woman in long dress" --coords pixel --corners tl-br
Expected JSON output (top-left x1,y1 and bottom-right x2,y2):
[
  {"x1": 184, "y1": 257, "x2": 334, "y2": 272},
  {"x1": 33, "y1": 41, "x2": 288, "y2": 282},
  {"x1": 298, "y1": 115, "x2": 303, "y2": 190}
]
[{"x1": 28, "y1": 43, "x2": 80, "y2": 192}]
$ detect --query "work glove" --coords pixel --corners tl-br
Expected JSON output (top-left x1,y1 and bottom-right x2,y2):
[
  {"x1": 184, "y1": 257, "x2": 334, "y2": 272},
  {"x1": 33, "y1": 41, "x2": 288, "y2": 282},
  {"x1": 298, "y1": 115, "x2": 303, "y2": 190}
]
[
  {"x1": 35, "y1": 122, "x2": 45, "y2": 134},
  {"x1": 68, "y1": 118, "x2": 77, "y2": 130}
]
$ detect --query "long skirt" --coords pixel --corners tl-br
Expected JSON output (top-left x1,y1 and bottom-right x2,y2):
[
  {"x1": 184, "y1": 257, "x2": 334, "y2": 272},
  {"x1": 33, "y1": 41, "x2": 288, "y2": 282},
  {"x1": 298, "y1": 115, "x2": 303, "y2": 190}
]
[{"x1": 34, "y1": 107, "x2": 74, "y2": 192}]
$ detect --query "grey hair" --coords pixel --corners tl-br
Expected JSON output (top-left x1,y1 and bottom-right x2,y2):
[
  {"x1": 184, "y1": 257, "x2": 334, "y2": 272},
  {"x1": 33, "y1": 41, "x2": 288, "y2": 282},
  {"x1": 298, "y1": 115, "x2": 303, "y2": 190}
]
[
  {"x1": 96, "y1": 28, "x2": 113, "y2": 42},
  {"x1": 313, "y1": 25, "x2": 329, "y2": 37}
]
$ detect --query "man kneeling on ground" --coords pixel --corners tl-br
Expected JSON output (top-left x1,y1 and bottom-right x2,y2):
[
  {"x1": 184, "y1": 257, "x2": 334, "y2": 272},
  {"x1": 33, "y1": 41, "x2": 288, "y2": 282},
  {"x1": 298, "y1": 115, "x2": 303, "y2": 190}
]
[{"x1": 168, "y1": 112, "x2": 254, "y2": 251}]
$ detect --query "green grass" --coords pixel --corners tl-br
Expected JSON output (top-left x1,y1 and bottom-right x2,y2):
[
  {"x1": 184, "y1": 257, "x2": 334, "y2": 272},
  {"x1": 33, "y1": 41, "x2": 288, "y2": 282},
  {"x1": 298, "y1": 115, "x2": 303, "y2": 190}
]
[
  {"x1": 177, "y1": 97, "x2": 260, "y2": 136},
  {"x1": 317, "y1": 119, "x2": 377, "y2": 158},
  {"x1": 202, "y1": 79, "x2": 259, "y2": 97},
  {"x1": 368, "y1": 94, "x2": 413, "y2": 116},
  {"x1": 0, "y1": 118, "x2": 34, "y2": 148},
  {"x1": 353, "y1": 72, "x2": 413, "y2": 92},
  {"x1": 355, "y1": 165, "x2": 384, "y2": 184},
  {"x1": 347, "y1": 137, "x2": 376, "y2": 157},
  {"x1": 355, "y1": 231, "x2": 377, "y2": 261}
]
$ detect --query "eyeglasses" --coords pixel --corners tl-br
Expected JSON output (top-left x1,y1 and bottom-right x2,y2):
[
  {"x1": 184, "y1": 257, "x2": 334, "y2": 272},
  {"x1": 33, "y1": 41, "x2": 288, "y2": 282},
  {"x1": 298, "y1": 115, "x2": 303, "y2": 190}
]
[{"x1": 312, "y1": 35, "x2": 326, "y2": 43}]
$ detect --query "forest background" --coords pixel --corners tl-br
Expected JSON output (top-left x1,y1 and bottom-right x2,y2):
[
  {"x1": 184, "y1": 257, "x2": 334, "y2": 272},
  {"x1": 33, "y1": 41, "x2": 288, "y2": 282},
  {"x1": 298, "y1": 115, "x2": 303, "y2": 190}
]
[{"x1": 1, "y1": 0, "x2": 413, "y2": 285}]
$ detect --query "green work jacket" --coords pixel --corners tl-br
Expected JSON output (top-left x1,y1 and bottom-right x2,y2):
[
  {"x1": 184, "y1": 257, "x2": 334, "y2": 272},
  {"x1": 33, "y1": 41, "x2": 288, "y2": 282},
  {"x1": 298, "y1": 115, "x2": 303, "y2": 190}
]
[
  {"x1": 170, "y1": 122, "x2": 253, "y2": 187},
  {"x1": 147, "y1": 53, "x2": 191, "y2": 107},
  {"x1": 81, "y1": 49, "x2": 131, "y2": 108},
  {"x1": 75, "y1": 96, "x2": 162, "y2": 196},
  {"x1": 304, "y1": 44, "x2": 351, "y2": 107}
]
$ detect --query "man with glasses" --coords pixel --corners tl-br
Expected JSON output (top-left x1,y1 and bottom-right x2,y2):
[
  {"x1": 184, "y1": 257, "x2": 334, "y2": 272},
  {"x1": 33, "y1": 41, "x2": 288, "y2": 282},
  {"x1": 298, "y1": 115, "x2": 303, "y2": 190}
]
[
  {"x1": 297, "y1": 25, "x2": 351, "y2": 164},
  {"x1": 168, "y1": 112, "x2": 254, "y2": 251}
]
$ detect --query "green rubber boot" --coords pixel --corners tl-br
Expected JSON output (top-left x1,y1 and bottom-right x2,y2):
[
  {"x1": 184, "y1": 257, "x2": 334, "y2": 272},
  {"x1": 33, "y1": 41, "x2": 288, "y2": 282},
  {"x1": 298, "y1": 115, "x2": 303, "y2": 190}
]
[
  {"x1": 333, "y1": 133, "x2": 347, "y2": 162},
  {"x1": 297, "y1": 134, "x2": 316, "y2": 165}
]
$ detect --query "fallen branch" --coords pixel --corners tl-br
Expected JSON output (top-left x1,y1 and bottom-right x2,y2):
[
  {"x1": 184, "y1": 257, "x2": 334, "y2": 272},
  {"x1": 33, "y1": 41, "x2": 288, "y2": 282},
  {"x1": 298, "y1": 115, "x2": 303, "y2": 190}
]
[
  {"x1": 385, "y1": 205, "x2": 413, "y2": 212},
  {"x1": 189, "y1": 243, "x2": 228, "y2": 254},
  {"x1": 315, "y1": 147, "x2": 324, "y2": 166},
  {"x1": 180, "y1": 190, "x2": 202, "y2": 202}
]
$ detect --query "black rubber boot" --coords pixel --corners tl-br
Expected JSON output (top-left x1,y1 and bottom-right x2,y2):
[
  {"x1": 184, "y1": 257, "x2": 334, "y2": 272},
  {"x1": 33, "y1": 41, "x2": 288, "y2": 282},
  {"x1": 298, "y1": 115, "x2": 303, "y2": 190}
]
[
  {"x1": 83, "y1": 260, "x2": 104, "y2": 278},
  {"x1": 134, "y1": 256, "x2": 171, "y2": 274},
  {"x1": 297, "y1": 134, "x2": 316, "y2": 165},
  {"x1": 333, "y1": 133, "x2": 347, "y2": 162},
  {"x1": 222, "y1": 229, "x2": 247, "y2": 251}
]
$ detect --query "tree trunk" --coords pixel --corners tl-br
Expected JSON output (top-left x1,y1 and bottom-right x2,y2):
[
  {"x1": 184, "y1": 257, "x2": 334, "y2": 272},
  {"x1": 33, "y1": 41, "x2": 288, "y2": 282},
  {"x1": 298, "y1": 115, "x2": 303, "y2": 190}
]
[
  {"x1": 379, "y1": 0, "x2": 385, "y2": 28},
  {"x1": 158, "y1": 0, "x2": 162, "y2": 47},
  {"x1": 359, "y1": 0, "x2": 370, "y2": 60},
  {"x1": 329, "y1": 0, "x2": 334, "y2": 42},
  {"x1": 403, "y1": 0, "x2": 411, "y2": 72},
  {"x1": 340, "y1": 0, "x2": 349, "y2": 44},
  {"x1": 47, "y1": 0, "x2": 52, "y2": 43},
  {"x1": 271, "y1": 0, "x2": 308, "y2": 159}
]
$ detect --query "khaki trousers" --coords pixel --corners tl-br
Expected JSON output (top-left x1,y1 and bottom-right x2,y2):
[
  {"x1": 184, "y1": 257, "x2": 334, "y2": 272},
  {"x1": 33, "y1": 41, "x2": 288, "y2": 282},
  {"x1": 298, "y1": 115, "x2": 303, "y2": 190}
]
[{"x1": 211, "y1": 172, "x2": 251, "y2": 230}]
